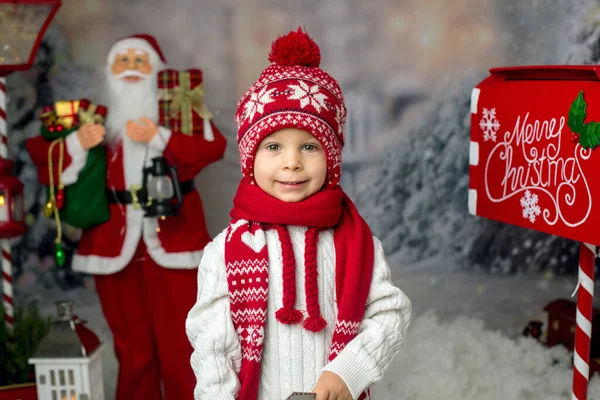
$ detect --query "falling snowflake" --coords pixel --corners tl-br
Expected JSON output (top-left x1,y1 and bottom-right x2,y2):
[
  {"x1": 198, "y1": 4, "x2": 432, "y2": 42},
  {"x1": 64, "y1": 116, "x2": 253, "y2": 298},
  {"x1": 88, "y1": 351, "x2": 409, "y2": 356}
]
[
  {"x1": 243, "y1": 86, "x2": 276, "y2": 123},
  {"x1": 479, "y1": 107, "x2": 500, "y2": 142},
  {"x1": 288, "y1": 81, "x2": 328, "y2": 112},
  {"x1": 520, "y1": 190, "x2": 541, "y2": 223}
]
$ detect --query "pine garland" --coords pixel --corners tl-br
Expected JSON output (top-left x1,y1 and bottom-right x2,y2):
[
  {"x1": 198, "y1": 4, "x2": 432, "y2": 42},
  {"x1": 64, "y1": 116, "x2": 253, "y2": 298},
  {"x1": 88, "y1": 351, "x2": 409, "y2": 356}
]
[{"x1": 0, "y1": 302, "x2": 50, "y2": 386}]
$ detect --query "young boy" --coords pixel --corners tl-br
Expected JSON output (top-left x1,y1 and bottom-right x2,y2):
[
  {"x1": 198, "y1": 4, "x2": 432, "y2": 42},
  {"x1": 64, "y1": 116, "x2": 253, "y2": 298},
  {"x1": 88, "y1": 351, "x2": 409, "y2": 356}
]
[{"x1": 186, "y1": 27, "x2": 412, "y2": 400}]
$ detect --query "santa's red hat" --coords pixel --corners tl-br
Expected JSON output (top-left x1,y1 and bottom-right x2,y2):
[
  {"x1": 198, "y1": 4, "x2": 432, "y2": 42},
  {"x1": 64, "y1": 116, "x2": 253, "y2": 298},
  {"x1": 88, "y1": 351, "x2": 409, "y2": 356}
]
[{"x1": 107, "y1": 33, "x2": 167, "y2": 66}]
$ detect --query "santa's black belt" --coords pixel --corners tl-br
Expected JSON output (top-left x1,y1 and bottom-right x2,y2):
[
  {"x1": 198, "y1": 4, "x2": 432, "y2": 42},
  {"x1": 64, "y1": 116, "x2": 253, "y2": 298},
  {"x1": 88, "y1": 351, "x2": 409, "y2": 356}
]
[{"x1": 106, "y1": 180, "x2": 195, "y2": 206}]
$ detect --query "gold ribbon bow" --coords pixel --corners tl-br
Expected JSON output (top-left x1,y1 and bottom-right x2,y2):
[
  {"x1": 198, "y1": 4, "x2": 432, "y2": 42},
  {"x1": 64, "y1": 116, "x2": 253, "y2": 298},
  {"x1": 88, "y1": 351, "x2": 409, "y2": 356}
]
[
  {"x1": 78, "y1": 103, "x2": 105, "y2": 125},
  {"x1": 158, "y1": 71, "x2": 212, "y2": 135},
  {"x1": 41, "y1": 111, "x2": 60, "y2": 128}
]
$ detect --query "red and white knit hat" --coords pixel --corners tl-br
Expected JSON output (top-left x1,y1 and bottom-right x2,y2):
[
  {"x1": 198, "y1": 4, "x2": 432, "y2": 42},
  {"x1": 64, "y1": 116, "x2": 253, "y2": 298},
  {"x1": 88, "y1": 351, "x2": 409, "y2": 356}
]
[
  {"x1": 106, "y1": 33, "x2": 167, "y2": 67},
  {"x1": 235, "y1": 27, "x2": 347, "y2": 188}
]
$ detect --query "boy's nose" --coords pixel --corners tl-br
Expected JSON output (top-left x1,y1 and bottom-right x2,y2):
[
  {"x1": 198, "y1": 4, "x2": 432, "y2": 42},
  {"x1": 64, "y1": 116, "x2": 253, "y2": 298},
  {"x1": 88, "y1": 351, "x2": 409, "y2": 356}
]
[{"x1": 283, "y1": 152, "x2": 302, "y2": 171}]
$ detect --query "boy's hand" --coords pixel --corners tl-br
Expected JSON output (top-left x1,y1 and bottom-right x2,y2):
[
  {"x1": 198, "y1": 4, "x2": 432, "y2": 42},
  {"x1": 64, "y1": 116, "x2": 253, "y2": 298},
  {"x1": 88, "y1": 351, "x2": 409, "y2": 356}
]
[{"x1": 313, "y1": 371, "x2": 352, "y2": 400}]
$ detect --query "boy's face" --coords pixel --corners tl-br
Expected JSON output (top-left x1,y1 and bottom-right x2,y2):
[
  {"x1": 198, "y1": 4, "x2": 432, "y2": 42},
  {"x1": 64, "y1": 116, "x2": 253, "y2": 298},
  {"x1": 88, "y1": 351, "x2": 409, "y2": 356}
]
[{"x1": 254, "y1": 128, "x2": 327, "y2": 203}]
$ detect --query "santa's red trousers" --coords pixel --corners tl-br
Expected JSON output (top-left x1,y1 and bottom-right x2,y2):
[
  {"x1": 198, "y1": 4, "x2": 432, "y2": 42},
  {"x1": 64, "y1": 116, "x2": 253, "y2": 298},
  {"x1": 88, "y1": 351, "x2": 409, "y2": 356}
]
[{"x1": 94, "y1": 240, "x2": 197, "y2": 400}]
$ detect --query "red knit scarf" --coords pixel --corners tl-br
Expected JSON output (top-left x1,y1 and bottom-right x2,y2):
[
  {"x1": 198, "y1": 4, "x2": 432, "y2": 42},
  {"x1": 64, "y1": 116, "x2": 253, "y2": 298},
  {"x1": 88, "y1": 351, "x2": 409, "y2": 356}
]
[{"x1": 224, "y1": 182, "x2": 375, "y2": 400}]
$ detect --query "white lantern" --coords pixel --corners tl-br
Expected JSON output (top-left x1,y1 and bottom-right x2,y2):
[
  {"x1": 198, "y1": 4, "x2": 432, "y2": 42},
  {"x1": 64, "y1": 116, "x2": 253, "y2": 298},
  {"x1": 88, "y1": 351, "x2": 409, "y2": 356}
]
[{"x1": 28, "y1": 301, "x2": 105, "y2": 400}]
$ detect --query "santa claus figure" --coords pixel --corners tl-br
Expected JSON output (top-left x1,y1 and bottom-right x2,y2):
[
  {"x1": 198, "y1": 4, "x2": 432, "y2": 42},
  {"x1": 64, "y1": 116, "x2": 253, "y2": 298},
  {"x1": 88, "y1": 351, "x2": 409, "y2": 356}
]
[{"x1": 26, "y1": 34, "x2": 227, "y2": 400}]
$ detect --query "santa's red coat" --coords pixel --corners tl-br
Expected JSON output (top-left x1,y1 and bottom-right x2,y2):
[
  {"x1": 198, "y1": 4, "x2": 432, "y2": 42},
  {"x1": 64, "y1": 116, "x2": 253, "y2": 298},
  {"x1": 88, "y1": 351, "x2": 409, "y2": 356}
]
[{"x1": 26, "y1": 122, "x2": 227, "y2": 274}]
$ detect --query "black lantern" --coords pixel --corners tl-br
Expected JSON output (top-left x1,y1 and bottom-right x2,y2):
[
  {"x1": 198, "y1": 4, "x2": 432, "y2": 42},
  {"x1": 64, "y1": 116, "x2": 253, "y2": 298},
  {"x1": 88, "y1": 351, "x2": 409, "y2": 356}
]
[{"x1": 141, "y1": 156, "x2": 183, "y2": 218}]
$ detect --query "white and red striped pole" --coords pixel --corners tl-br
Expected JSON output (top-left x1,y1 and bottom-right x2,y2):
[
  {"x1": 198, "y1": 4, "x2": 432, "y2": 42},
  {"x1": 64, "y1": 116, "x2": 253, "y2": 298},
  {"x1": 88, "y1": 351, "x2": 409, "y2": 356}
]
[
  {"x1": 0, "y1": 76, "x2": 12, "y2": 336},
  {"x1": 0, "y1": 77, "x2": 7, "y2": 158},
  {"x1": 572, "y1": 242, "x2": 597, "y2": 400},
  {"x1": 2, "y1": 239, "x2": 12, "y2": 335}
]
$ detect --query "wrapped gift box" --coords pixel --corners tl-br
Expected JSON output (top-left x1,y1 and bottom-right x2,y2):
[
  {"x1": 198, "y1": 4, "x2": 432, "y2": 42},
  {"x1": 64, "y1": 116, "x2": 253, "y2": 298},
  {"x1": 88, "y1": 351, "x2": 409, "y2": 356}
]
[
  {"x1": 157, "y1": 68, "x2": 211, "y2": 136},
  {"x1": 54, "y1": 100, "x2": 79, "y2": 129}
]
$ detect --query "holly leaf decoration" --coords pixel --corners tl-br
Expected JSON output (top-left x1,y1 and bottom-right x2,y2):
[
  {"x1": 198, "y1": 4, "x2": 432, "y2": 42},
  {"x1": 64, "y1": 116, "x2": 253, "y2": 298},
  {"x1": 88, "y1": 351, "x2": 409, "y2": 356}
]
[
  {"x1": 568, "y1": 91, "x2": 586, "y2": 133},
  {"x1": 568, "y1": 90, "x2": 600, "y2": 149}
]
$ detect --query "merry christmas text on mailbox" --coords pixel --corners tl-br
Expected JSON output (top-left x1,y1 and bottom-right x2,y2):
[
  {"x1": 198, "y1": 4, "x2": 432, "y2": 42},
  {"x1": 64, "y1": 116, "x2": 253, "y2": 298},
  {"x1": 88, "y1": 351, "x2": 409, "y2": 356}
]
[{"x1": 469, "y1": 65, "x2": 600, "y2": 246}]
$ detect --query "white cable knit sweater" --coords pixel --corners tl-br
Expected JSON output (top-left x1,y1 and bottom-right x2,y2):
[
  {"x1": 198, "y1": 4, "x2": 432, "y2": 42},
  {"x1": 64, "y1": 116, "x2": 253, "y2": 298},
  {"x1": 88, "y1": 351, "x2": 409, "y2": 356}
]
[{"x1": 185, "y1": 226, "x2": 412, "y2": 400}]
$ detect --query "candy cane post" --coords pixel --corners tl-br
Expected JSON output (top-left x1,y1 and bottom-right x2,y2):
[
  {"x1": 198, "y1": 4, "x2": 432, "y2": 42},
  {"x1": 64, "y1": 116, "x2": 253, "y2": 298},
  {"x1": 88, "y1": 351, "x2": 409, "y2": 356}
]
[
  {"x1": 572, "y1": 243, "x2": 597, "y2": 400},
  {"x1": 0, "y1": 77, "x2": 7, "y2": 158},
  {"x1": 2, "y1": 235, "x2": 12, "y2": 336},
  {"x1": 0, "y1": 76, "x2": 12, "y2": 336},
  {"x1": 0, "y1": 76, "x2": 13, "y2": 337},
  {"x1": 469, "y1": 66, "x2": 600, "y2": 400}
]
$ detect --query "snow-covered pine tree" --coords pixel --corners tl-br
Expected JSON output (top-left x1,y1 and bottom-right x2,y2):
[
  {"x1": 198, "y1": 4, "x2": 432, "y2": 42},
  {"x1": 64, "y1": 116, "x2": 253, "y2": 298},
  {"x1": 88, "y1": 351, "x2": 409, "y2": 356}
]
[
  {"x1": 356, "y1": 70, "x2": 581, "y2": 275},
  {"x1": 356, "y1": 73, "x2": 489, "y2": 269},
  {"x1": 557, "y1": 0, "x2": 600, "y2": 65}
]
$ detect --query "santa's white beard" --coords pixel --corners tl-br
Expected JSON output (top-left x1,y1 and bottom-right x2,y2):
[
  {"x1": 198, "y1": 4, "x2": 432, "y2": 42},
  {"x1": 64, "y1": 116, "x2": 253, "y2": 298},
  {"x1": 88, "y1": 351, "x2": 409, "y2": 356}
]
[{"x1": 103, "y1": 69, "x2": 160, "y2": 144}]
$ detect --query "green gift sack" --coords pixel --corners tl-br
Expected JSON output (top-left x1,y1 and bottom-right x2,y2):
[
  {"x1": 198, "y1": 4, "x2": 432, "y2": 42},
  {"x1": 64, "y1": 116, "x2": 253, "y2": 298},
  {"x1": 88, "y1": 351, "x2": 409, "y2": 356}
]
[{"x1": 42, "y1": 126, "x2": 109, "y2": 229}]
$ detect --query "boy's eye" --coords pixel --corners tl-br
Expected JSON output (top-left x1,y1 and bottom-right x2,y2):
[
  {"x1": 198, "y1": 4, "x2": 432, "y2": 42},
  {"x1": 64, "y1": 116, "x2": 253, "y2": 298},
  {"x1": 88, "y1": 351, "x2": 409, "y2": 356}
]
[
  {"x1": 266, "y1": 144, "x2": 280, "y2": 151},
  {"x1": 302, "y1": 144, "x2": 318, "y2": 151}
]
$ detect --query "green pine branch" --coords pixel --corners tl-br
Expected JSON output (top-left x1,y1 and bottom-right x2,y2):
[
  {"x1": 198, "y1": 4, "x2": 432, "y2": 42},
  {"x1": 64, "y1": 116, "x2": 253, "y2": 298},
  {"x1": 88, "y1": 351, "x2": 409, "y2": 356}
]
[{"x1": 0, "y1": 302, "x2": 51, "y2": 386}]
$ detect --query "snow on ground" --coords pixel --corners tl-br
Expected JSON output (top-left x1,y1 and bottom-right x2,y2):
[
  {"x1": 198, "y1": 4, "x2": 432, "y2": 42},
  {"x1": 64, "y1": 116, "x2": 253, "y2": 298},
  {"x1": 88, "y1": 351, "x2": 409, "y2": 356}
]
[
  {"x1": 374, "y1": 312, "x2": 600, "y2": 400},
  {"x1": 36, "y1": 255, "x2": 600, "y2": 399}
]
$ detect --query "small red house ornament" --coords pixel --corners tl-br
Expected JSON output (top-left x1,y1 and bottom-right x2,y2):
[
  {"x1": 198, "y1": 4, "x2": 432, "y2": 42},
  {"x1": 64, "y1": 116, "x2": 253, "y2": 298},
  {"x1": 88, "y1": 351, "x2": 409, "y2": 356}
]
[{"x1": 543, "y1": 299, "x2": 600, "y2": 354}]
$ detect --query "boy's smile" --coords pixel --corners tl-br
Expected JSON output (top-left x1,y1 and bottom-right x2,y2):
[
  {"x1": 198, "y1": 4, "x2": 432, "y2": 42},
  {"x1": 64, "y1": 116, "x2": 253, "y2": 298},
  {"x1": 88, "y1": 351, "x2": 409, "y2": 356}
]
[
  {"x1": 277, "y1": 180, "x2": 308, "y2": 188},
  {"x1": 254, "y1": 128, "x2": 327, "y2": 203}
]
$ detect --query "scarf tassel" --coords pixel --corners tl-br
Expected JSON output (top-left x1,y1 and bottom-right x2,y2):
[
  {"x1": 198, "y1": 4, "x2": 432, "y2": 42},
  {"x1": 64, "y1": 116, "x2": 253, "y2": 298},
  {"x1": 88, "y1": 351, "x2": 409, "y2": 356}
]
[
  {"x1": 275, "y1": 306, "x2": 304, "y2": 324},
  {"x1": 303, "y1": 315, "x2": 327, "y2": 332}
]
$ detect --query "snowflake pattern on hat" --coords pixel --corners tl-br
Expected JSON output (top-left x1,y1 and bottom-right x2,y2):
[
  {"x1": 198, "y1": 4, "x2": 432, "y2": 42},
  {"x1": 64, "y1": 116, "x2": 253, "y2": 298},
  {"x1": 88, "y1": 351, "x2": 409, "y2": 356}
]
[
  {"x1": 287, "y1": 81, "x2": 328, "y2": 112},
  {"x1": 334, "y1": 104, "x2": 346, "y2": 136},
  {"x1": 242, "y1": 86, "x2": 276, "y2": 124}
]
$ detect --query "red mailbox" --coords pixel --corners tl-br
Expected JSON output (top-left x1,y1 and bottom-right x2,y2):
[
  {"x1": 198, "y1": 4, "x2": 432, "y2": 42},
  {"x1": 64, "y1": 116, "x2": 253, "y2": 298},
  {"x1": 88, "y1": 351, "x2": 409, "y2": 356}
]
[{"x1": 469, "y1": 65, "x2": 600, "y2": 245}]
